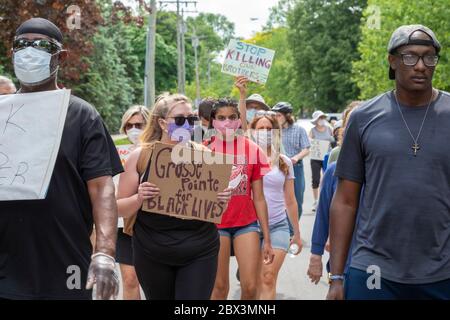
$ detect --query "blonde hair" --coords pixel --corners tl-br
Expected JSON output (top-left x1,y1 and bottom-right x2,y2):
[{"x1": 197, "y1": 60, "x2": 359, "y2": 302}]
[
  {"x1": 250, "y1": 115, "x2": 289, "y2": 175},
  {"x1": 338, "y1": 100, "x2": 362, "y2": 145},
  {"x1": 140, "y1": 93, "x2": 191, "y2": 145},
  {"x1": 119, "y1": 105, "x2": 150, "y2": 134}
]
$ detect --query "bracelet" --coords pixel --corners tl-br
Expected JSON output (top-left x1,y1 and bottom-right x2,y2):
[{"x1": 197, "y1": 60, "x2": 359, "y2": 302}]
[
  {"x1": 91, "y1": 252, "x2": 116, "y2": 263},
  {"x1": 328, "y1": 273, "x2": 345, "y2": 284}
]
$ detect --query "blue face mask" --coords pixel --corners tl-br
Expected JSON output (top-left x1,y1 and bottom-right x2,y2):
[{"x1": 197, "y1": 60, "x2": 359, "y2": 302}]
[
  {"x1": 246, "y1": 109, "x2": 257, "y2": 123},
  {"x1": 168, "y1": 120, "x2": 194, "y2": 142}
]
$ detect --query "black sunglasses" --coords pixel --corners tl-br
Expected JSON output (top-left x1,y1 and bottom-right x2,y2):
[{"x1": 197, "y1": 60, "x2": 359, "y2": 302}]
[
  {"x1": 125, "y1": 122, "x2": 145, "y2": 131},
  {"x1": 169, "y1": 116, "x2": 199, "y2": 126},
  {"x1": 13, "y1": 38, "x2": 61, "y2": 54}
]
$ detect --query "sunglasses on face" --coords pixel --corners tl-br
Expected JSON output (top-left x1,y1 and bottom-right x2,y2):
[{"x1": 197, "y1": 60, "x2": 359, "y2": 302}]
[
  {"x1": 125, "y1": 122, "x2": 145, "y2": 131},
  {"x1": 215, "y1": 114, "x2": 239, "y2": 121},
  {"x1": 13, "y1": 38, "x2": 61, "y2": 54},
  {"x1": 255, "y1": 110, "x2": 277, "y2": 117},
  {"x1": 168, "y1": 115, "x2": 199, "y2": 126}
]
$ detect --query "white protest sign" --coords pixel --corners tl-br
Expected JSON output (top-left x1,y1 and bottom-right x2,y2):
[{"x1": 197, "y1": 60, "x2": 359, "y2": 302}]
[
  {"x1": 310, "y1": 139, "x2": 330, "y2": 161},
  {"x1": 113, "y1": 144, "x2": 134, "y2": 187},
  {"x1": 222, "y1": 39, "x2": 275, "y2": 84},
  {"x1": 116, "y1": 144, "x2": 134, "y2": 167},
  {"x1": 0, "y1": 89, "x2": 70, "y2": 200},
  {"x1": 114, "y1": 144, "x2": 135, "y2": 228}
]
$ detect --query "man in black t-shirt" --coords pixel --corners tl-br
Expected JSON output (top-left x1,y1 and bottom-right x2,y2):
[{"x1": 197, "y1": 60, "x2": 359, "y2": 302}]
[{"x1": 0, "y1": 18, "x2": 123, "y2": 299}]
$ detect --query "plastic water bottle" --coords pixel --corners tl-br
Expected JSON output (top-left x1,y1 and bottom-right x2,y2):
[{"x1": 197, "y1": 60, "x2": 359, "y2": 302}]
[
  {"x1": 92, "y1": 284, "x2": 97, "y2": 300},
  {"x1": 288, "y1": 243, "x2": 299, "y2": 258}
]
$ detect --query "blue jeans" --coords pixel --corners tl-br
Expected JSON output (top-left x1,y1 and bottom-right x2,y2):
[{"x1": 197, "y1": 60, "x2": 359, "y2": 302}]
[
  {"x1": 260, "y1": 217, "x2": 291, "y2": 252},
  {"x1": 345, "y1": 267, "x2": 450, "y2": 300},
  {"x1": 218, "y1": 221, "x2": 260, "y2": 239},
  {"x1": 288, "y1": 161, "x2": 305, "y2": 236}
]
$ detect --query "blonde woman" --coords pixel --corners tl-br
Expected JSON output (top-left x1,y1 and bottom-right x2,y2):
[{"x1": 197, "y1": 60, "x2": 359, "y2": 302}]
[
  {"x1": 119, "y1": 105, "x2": 150, "y2": 148},
  {"x1": 115, "y1": 105, "x2": 149, "y2": 300},
  {"x1": 249, "y1": 114, "x2": 302, "y2": 299},
  {"x1": 116, "y1": 94, "x2": 232, "y2": 300}
]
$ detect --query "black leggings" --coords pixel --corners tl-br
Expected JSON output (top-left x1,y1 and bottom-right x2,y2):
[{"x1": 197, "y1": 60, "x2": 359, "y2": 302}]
[
  {"x1": 311, "y1": 159, "x2": 324, "y2": 189},
  {"x1": 133, "y1": 243, "x2": 218, "y2": 300}
]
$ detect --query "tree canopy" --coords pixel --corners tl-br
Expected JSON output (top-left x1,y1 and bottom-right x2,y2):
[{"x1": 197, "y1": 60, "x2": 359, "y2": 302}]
[
  {"x1": 1, "y1": 0, "x2": 448, "y2": 128},
  {"x1": 352, "y1": 0, "x2": 450, "y2": 99}
]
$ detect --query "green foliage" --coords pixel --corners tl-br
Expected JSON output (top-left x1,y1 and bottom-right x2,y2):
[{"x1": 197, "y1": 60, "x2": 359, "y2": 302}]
[
  {"x1": 288, "y1": 0, "x2": 367, "y2": 114},
  {"x1": 353, "y1": 0, "x2": 450, "y2": 99},
  {"x1": 114, "y1": 137, "x2": 131, "y2": 145},
  {"x1": 183, "y1": 13, "x2": 236, "y2": 103},
  {"x1": 264, "y1": 0, "x2": 297, "y2": 29},
  {"x1": 74, "y1": 25, "x2": 134, "y2": 132},
  {"x1": 185, "y1": 62, "x2": 235, "y2": 101},
  {"x1": 240, "y1": 28, "x2": 297, "y2": 108}
]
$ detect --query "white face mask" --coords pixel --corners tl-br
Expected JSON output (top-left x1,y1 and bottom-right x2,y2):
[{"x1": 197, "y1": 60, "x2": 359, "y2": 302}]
[
  {"x1": 127, "y1": 127, "x2": 143, "y2": 145},
  {"x1": 14, "y1": 47, "x2": 56, "y2": 85},
  {"x1": 318, "y1": 119, "x2": 326, "y2": 127},
  {"x1": 253, "y1": 130, "x2": 273, "y2": 148},
  {"x1": 246, "y1": 109, "x2": 257, "y2": 123}
]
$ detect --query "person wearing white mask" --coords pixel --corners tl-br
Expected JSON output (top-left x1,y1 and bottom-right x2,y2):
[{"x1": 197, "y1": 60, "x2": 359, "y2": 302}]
[
  {"x1": 309, "y1": 110, "x2": 334, "y2": 211},
  {"x1": 115, "y1": 105, "x2": 149, "y2": 299},
  {"x1": 0, "y1": 18, "x2": 123, "y2": 300},
  {"x1": 249, "y1": 113, "x2": 302, "y2": 299},
  {"x1": 119, "y1": 105, "x2": 149, "y2": 150}
]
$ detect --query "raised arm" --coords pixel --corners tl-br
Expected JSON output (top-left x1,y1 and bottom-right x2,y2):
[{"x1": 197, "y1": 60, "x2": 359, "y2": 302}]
[{"x1": 235, "y1": 76, "x2": 249, "y2": 131}]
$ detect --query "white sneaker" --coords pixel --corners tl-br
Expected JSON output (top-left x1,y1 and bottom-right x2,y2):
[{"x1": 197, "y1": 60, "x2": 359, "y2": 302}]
[{"x1": 312, "y1": 200, "x2": 317, "y2": 212}]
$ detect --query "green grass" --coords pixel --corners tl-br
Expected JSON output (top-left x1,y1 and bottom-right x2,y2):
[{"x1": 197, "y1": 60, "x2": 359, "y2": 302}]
[{"x1": 114, "y1": 137, "x2": 131, "y2": 146}]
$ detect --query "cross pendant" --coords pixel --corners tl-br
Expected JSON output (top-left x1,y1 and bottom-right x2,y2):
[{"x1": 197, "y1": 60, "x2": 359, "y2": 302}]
[{"x1": 412, "y1": 143, "x2": 420, "y2": 156}]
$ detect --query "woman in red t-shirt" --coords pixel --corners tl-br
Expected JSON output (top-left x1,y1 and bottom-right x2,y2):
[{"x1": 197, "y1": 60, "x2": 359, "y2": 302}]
[{"x1": 205, "y1": 98, "x2": 274, "y2": 300}]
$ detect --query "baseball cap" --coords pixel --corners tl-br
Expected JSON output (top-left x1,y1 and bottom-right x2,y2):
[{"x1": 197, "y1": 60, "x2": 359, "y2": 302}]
[
  {"x1": 16, "y1": 18, "x2": 63, "y2": 43},
  {"x1": 388, "y1": 24, "x2": 441, "y2": 80}
]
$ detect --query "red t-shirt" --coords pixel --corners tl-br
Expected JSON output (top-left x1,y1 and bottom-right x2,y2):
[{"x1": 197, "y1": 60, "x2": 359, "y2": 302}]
[{"x1": 206, "y1": 135, "x2": 270, "y2": 229}]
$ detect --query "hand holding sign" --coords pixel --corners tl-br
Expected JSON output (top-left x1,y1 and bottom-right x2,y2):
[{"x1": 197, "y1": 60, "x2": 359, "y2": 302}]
[
  {"x1": 222, "y1": 39, "x2": 275, "y2": 84},
  {"x1": 137, "y1": 182, "x2": 160, "y2": 202},
  {"x1": 234, "y1": 76, "x2": 249, "y2": 96},
  {"x1": 217, "y1": 186, "x2": 232, "y2": 206},
  {"x1": 142, "y1": 142, "x2": 233, "y2": 224}
]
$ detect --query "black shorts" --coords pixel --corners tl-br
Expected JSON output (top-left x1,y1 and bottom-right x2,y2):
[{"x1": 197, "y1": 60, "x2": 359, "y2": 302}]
[{"x1": 116, "y1": 228, "x2": 134, "y2": 266}]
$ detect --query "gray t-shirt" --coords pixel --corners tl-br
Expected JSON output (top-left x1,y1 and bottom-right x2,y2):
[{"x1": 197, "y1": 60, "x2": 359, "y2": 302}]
[
  {"x1": 335, "y1": 90, "x2": 450, "y2": 284},
  {"x1": 311, "y1": 126, "x2": 333, "y2": 142}
]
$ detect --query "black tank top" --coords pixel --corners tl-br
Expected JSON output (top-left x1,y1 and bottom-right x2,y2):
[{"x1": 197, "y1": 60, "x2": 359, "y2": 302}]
[{"x1": 133, "y1": 148, "x2": 220, "y2": 266}]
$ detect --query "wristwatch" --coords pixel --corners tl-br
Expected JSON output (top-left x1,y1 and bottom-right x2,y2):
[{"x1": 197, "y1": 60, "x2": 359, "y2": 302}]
[{"x1": 328, "y1": 273, "x2": 345, "y2": 284}]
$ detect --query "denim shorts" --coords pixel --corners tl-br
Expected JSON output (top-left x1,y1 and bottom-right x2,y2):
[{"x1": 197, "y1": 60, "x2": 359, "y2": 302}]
[
  {"x1": 261, "y1": 217, "x2": 291, "y2": 252},
  {"x1": 218, "y1": 221, "x2": 260, "y2": 239}
]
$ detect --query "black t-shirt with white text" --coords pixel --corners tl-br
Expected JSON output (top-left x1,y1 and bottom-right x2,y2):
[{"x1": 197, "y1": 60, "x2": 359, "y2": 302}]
[{"x1": 0, "y1": 95, "x2": 123, "y2": 299}]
